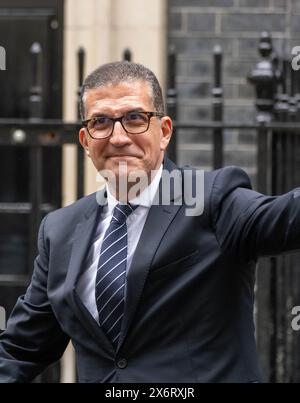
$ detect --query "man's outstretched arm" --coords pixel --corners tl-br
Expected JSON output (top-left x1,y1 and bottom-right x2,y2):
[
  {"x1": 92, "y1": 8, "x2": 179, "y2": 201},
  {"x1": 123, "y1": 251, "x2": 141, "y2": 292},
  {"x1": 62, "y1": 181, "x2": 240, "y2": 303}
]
[
  {"x1": 0, "y1": 216, "x2": 69, "y2": 383},
  {"x1": 212, "y1": 166, "x2": 300, "y2": 262}
]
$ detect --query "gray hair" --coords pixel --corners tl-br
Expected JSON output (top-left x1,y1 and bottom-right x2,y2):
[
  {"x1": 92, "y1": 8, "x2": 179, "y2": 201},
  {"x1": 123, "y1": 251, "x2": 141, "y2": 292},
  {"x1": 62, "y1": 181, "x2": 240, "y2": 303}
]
[{"x1": 79, "y1": 61, "x2": 165, "y2": 120}]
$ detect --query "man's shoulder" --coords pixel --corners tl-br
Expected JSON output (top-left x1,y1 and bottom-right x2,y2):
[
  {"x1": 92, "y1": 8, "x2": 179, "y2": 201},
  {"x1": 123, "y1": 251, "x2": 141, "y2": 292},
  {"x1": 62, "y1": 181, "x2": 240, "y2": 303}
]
[
  {"x1": 178, "y1": 163, "x2": 251, "y2": 186},
  {"x1": 209, "y1": 165, "x2": 252, "y2": 189},
  {"x1": 44, "y1": 192, "x2": 100, "y2": 229}
]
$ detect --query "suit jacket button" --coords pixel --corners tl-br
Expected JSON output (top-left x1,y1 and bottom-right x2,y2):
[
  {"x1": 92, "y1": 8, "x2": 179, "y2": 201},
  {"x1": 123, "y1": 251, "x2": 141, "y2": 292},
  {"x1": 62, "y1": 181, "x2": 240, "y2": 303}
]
[{"x1": 117, "y1": 358, "x2": 127, "y2": 369}]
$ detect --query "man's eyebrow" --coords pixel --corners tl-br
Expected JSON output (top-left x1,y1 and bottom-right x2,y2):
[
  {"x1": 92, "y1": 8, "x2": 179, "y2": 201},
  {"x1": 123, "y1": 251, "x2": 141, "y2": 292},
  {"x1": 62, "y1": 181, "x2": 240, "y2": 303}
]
[{"x1": 89, "y1": 107, "x2": 147, "y2": 119}]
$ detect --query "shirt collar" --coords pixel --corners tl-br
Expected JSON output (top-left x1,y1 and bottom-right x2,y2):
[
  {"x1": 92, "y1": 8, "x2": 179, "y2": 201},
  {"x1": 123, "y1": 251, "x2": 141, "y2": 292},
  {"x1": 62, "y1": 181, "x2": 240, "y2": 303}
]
[{"x1": 106, "y1": 164, "x2": 163, "y2": 214}]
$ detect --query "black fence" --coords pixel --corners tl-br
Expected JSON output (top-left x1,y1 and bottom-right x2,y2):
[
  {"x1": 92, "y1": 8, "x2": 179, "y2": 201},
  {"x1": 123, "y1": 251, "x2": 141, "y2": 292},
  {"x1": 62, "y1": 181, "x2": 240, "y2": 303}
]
[
  {"x1": 0, "y1": 45, "x2": 84, "y2": 281},
  {"x1": 0, "y1": 42, "x2": 85, "y2": 382},
  {"x1": 1, "y1": 31, "x2": 300, "y2": 382},
  {"x1": 166, "y1": 31, "x2": 300, "y2": 383}
]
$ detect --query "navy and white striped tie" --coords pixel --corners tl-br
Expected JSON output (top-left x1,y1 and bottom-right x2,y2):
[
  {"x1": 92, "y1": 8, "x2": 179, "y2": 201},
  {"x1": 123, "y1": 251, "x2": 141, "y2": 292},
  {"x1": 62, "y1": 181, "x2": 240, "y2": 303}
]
[{"x1": 95, "y1": 203, "x2": 137, "y2": 346}]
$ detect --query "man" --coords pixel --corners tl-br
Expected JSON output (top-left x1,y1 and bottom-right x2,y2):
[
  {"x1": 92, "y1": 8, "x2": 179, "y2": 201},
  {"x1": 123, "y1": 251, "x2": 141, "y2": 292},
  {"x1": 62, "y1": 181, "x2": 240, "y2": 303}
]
[{"x1": 0, "y1": 61, "x2": 300, "y2": 383}]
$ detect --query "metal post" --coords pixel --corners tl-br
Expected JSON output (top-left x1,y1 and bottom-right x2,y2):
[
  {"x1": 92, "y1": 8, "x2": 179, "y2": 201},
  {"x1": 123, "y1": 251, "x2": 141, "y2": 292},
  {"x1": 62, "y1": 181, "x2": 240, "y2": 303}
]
[
  {"x1": 248, "y1": 32, "x2": 279, "y2": 125},
  {"x1": 77, "y1": 47, "x2": 85, "y2": 199},
  {"x1": 29, "y1": 42, "x2": 43, "y2": 120},
  {"x1": 28, "y1": 42, "x2": 44, "y2": 271},
  {"x1": 77, "y1": 47, "x2": 85, "y2": 119},
  {"x1": 291, "y1": 60, "x2": 300, "y2": 120},
  {"x1": 166, "y1": 45, "x2": 177, "y2": 163},
  {"x1": 211, "y1": 45, "x2": 224, "y2": 169},
  {"x1": 274, "y1": 57, "x2": 291, "y2": 383},
  {"x1": 248, "y1": 31, "x2": 282, "y2": 383},
  {"x1": 123, "y1": 48, "x2": 132, "y2": 62},
  {"x1": 29, "y1": 146, "x2": 43, "y2": 271},
  {"x1": 248, "y1": 31, "x2": 280, "y2": 193}
]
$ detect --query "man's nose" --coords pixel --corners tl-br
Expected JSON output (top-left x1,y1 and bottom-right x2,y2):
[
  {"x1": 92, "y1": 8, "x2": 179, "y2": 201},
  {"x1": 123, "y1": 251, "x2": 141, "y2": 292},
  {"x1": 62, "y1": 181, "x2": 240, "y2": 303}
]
[{"x1": 109, "y1": 121, "x2": 131, "y2": 145}]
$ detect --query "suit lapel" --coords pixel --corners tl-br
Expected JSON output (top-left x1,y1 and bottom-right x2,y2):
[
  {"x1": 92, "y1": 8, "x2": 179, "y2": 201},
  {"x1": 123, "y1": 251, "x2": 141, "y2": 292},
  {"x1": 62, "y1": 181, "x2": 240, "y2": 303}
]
[
  {"x1": 64, "y1": 189, "x2": 114, "y2": 350},
  {"x1": 64, "y1": 193, "x2": 101, "y2": 294},
  {"x1": 118, "y1": 158, "x2": 183, "y2": 349}
]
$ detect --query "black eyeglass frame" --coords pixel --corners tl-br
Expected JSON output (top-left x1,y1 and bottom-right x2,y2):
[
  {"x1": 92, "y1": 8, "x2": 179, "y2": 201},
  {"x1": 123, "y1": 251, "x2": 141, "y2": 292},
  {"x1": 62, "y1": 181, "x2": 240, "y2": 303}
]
[{"x1": 82, "y1": 111, "x2": 165, "y2": 139}]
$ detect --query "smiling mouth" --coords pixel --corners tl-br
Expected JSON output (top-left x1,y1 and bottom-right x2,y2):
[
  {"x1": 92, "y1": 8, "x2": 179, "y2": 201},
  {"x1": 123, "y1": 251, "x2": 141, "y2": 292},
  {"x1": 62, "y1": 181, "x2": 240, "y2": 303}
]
[{"x1": 109, "y1": 155, "x2": 138, "y2": 158}]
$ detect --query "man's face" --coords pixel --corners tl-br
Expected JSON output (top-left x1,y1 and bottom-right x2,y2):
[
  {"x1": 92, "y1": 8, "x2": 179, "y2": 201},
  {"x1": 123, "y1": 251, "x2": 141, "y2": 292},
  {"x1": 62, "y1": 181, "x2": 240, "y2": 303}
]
[{"x1": 79, "y1": 80, "x2": 172, "y2": 186}]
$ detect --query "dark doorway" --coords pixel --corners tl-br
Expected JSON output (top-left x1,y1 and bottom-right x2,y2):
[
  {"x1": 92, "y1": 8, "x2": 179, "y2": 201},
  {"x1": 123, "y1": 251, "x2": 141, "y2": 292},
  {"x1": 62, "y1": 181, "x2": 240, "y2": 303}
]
[{"x1": 0, "y1": 0, "x2": 64, "y2": 383}]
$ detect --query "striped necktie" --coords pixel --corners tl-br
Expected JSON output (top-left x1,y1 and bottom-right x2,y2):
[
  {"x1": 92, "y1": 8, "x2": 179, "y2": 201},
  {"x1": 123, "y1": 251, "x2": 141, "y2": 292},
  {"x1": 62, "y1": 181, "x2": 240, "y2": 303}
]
[{"x1": 95, "y1": 203, "x2": 137, "y2": 346}]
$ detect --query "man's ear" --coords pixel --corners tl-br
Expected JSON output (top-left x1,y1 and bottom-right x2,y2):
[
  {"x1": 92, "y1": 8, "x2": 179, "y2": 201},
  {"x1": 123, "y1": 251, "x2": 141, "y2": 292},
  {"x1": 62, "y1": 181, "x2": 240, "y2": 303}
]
[
  {"x1": 79, "y1": 128, "x2": 90, "y2": 156},
  {"x1": 160, "y1": 116, "x2": 173, "y2": 151}
]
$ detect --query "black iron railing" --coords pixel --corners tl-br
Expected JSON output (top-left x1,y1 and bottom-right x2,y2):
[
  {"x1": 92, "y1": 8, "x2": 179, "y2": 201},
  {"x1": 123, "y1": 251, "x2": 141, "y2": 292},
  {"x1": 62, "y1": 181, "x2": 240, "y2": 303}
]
[
  {"x1": 166, "y1": 31, "x2": 300, "y2": 383},
  {"x1": 1, "y1": 31, "x2": 300, "y2": 382}
]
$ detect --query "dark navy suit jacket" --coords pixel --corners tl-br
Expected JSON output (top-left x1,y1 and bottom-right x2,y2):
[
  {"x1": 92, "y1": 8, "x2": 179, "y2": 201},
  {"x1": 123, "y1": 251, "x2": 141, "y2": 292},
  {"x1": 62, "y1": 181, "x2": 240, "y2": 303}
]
[{"x1": 1, "y1": 158, "x2": 300, "y2": 383}]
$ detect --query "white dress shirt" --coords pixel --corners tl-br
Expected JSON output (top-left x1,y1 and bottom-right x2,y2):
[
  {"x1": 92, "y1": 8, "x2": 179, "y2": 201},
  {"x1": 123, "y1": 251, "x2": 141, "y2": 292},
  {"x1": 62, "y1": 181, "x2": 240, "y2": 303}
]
[{"x1": 77, "y1": 164, "x2": 163, "y2": 323}]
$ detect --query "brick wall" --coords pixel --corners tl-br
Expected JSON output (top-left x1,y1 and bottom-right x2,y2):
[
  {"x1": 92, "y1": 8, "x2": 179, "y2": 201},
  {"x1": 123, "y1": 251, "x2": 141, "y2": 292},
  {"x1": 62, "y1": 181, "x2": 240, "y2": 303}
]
[{"x1": 168, "y1": 0, "x2": 300, "y2": 186}]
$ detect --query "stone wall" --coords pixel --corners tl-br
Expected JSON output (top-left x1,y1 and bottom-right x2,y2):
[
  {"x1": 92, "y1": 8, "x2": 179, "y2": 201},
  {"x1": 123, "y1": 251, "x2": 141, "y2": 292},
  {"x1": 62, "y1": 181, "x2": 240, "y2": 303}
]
[{"x1": 168, "y1": 0, "x2": 300, "y2": 186}]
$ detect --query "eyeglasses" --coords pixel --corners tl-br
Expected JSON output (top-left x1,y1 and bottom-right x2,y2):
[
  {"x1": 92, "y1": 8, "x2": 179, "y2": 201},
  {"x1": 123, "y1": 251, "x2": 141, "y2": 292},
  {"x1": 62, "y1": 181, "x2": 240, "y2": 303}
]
[{"x1": 82, "y1": 111, "x2": 164, "y2": 139}]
